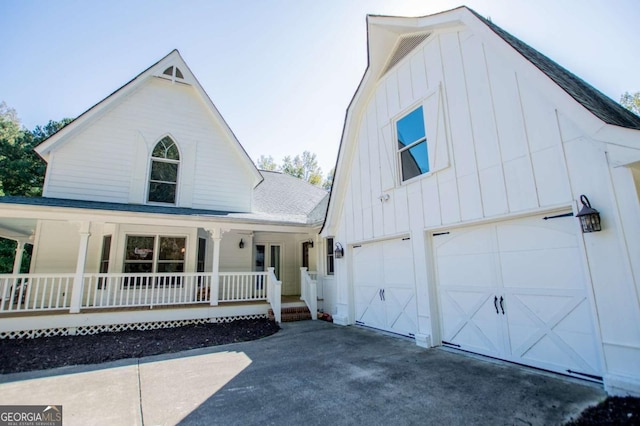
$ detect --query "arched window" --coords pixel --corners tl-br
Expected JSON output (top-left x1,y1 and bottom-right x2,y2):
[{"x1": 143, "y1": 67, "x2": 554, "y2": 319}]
[{"x1": 148, "y1": 136, "x2": 180, "y2": 204}]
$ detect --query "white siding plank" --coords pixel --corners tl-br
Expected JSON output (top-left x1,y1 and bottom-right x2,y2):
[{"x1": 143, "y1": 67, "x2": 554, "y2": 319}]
[
  {"x1": 385, "y1": 73, "x2": 401, "y2": 117},
  {"x1": 479, "y1": 166, "x2": 509, "y2": 217},
  {"x1": 484, "y1": 47, "x2": 528, "y2": 163},
  {"x1": 518, "y1": 79, "x2": 563, "y2": 153},
  {"x1": 440, "y1": 32, "x2": 476, "y2": 177},
  {"x1": 410, "y1": 52, "x2": 428, "y2": 101},
  {"x1": 531, "y1": 146, "x2": 572, "y2": 206},
  {"x1": 394, "y1": 185, "x2": 410, "y2": 233},
  {"x1": 397, "y1": 61, "x2": 414, "y2": 110},
  {"x1": 458, "y1": 173, "x2": 483, "y2": 221},
  {"x1": 379, "y1": 124, "x2": 396, "y2": 191},
  {"x1": 503, "y1": 156, "x2": 538, "y2": 212},
  {"x1": 461, "y1": 36, "x2": 501, "y2": 171},
  {"x1": 422, "y1": 176, "x2": 442, "y2": 227},
  {"x1": 438, "y1": 176, "x2": 461, "y2": 224}
]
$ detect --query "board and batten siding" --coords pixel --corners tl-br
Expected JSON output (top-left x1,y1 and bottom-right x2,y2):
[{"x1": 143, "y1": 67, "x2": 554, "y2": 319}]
[
  {"x1": 43, "y1": 78, "x2": 254, "y2": 212},
  {"x1": 339, "y1": 28, "x2": 574, "y2": 244}
]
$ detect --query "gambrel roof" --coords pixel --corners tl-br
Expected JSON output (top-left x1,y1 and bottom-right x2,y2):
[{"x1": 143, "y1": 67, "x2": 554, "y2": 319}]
[{"x1": 322, "y1": 6, "x2": 640, "y2": 234}]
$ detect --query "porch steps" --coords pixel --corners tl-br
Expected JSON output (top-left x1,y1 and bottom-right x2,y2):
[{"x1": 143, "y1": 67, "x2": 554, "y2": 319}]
[{"x1": 268, "y1": 306, "x2": 313, "y2": 322}]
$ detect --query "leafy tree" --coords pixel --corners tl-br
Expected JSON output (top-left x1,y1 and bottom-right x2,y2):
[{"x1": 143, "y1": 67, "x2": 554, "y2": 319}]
[
  {"x1": 0, "y1": 239, "x2": 32, "y2": 273},
  {"x1": 0, "y1": 112, "x2": 72, "y2": 197},
  {"x1": 620, "y1": 91, "x2": 640, "y2": 116},
  {"x1": 257, "y1": 150, "x2": 324, "y2": 187},
  {"x1": 256, "y1": 155, "x2": 278, "y2": 171},
  {"x1": 0, "y1": 103, "x2": 70, "y2": 273},
  {"x1": 323, "y1": 167, "x2": 334, "y2": 191}
]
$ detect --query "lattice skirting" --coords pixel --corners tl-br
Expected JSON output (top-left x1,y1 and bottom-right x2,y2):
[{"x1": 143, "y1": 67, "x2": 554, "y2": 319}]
[{"x1": 0, "y1": 314, "x2": 268, "y2": 339}]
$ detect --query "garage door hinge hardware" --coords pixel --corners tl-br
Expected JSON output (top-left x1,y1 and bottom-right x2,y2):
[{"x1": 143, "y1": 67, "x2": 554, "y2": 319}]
[
  {"x1": 433, "y1": 232, "x2": 450, "y2": 236},
  {"x1": 402, "y1": 237, "x2": 411, "y2": 241},
  {"x1": 566, "y1": 370, "x2": 603, "y2": 381},
  {"x1": 353, "y1": 245, "x2": 361, "y2": 248},
  {"x1": 442, "y1": 341, "x2": 461, "y2": 348},
  {"x1": 543, "y1": 213, "x2": 574, "y2": 220}
]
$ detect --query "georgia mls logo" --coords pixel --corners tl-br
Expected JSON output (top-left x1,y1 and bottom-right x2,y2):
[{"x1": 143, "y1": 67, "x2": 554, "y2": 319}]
[{"x1": 0, "y1": 405, "x2": 62, "y2": 426}]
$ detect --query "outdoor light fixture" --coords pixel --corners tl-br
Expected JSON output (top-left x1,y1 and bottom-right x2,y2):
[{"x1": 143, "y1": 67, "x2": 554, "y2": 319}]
[
  {"x1": 239, "y1": 238, "x2": 245, "y2": 249},
  {"x1": 307, "y1": 239, "x2": 314, "y2": 248},
  {"x1": 334, "y1": 242, "x2": 344, "y2": 259},
  {"x1": 576, "y1": 195, "x2": 601, "y2": 233}
]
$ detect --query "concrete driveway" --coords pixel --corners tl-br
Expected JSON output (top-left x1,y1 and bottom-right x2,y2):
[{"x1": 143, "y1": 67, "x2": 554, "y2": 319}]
[{"x1": 0, "y1": 321, "x2": 604, "y2": 425}]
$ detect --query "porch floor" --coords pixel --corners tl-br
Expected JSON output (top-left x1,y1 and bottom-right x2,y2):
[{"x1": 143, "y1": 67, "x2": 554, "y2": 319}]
[{"x1": 0, "y1": 297, "x2": 305, "y2": 319}]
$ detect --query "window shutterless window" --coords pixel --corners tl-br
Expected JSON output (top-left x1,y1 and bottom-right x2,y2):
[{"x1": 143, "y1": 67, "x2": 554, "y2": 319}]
[
  {"x1": 326, "y1": 237, "x2": 335, "y2": 275},
  {"x1": 397, "y1": 106, "x2": 429, "y2": 182},
  {"x1": 148, "y1": 136, "x2": 180, "y2": 204},
  {"x1": 123, "y1": 235, "x2": 186, "y2": 287}
]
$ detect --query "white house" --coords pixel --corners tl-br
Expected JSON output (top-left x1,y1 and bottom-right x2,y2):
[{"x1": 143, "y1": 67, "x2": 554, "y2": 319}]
[
  {"x1": 0, "y1": 50, "x2": 332, "y2": 336},
  {"x1": 322, "y1": 7, "x2": 640, "y2": 396}
]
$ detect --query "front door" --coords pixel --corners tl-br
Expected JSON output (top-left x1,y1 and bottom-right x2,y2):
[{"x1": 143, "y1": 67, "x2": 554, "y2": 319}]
[{"x1": 255, "y1": 244, "x2": 282, "y2": 280}]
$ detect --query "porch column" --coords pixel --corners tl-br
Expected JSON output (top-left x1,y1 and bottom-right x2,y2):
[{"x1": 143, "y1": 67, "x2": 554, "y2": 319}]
[
  {"x1": 12, "y1": 240, "x2": 26, "y2": 274},
  {"x1": 206, "y1": 228, "x2": 221, "y2": 306},
  {"x1": 70, "y1": 222, "x2": 91, "y2": 314}
]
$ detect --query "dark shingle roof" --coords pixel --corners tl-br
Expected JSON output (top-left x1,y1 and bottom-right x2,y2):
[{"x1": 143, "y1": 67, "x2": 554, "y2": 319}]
[
  {"x1": 0, "y1": 196, "x2": 234, "y2": 217},
  {"x1": 468, "y1": 8, "x2": 640, "y2": 130},
  {"x1": 253, "y1": 171, "x2": 329, "y2": 221}
]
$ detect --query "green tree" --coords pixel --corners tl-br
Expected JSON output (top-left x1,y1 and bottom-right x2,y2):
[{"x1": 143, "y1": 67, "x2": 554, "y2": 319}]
[
  {"x1": 256, "y1": 155, "x2": 278, "y2": 171},
  {"x1": 620, "y1": 91, "x2": 640, "y2": 116},
  {"x1": 0, "y1": 103, "x2": 71, "y2": 273},
  {"x1": 323, "y1": 166, "x2": 334, "y2": 191},
  {"x1": 0, "y1": 113, "x2": 72, "y2": 196},
  {"x1": 256, "y1": 151, "x2": 324, "y2": 187},
  {"x1": 0, "y1": 239, "x2": 32, "y2": 273}
]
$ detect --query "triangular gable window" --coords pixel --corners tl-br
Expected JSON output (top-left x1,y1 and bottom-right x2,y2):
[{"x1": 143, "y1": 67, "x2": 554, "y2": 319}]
[{"x1": 162, "y1": 66, "x2": 184, "y2": 80}]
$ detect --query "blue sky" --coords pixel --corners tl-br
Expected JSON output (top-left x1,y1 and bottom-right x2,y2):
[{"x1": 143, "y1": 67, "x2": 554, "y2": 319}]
[{"x1": 1, "y1": 0, "x2": 638, "y2": 175}]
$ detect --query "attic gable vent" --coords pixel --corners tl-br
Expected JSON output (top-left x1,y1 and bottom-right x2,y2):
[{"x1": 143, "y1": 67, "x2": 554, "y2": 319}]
[
  {"x1": 381, "y1": 32, "x2": 430, "y2": 76},
  {"x1": 162, "y1": 66, "x2": 184, "y2": 80}
]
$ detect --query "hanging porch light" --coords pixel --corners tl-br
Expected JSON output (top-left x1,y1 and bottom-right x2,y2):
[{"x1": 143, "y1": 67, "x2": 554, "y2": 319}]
[{"x1": 576, "y1": 195, "x2": 601, "y2": 233}]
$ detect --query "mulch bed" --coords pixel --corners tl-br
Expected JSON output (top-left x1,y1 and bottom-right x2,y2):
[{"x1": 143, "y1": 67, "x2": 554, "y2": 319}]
[
  {"x1": 565, "y1": 396, "x2": 640, "y2": 425},
  {"x1": 0, "y1": 318, "x2": 279, "y2": 374}
]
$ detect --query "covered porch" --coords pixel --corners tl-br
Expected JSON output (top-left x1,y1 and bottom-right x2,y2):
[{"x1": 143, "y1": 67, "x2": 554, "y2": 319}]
[{"x1": 0, "y1": 197, "x2": 325, "y2": 338}]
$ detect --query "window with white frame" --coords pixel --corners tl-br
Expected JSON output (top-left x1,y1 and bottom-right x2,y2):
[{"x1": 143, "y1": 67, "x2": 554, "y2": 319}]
[
  {"x1": 397, "y1": 106, "x2": 429, "y2": 182},
  {"x1": 148, "y1": 136, "x2": 180, "y2": 204},
  {"x1": 123, "y1": 235, "x2": 186, "y2": 287},
  {"x1": 326, "y1": 237, "x2": 334, "y2": 275}
]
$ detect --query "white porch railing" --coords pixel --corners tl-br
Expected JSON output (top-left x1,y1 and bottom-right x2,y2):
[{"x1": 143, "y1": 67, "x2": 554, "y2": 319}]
[
  {"x1": 300, "y1": 267, "x2": 318, "y2": 321},
  {"x1": 0, "y1": 274, "x2": 74, "y2": 313},
  {"x1": 266, "y1": 267, "x2": 282, "y2": 323},
  {"x1": 0, "y1": 271, "x2": 281, "y2": 315},
  {"x1": 219, "y1": 272, "x2": 268, "y2": 302},
  {"x1": 83, "y1": 273, "x2": 213, "y2": 308}
]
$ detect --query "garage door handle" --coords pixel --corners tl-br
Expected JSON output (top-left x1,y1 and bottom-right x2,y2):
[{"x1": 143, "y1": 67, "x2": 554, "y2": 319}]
[
  {"x1": 381, "y1": 289, "x2": 385, "y2": 301},
  {"x1": 499, "y1": 296, "x2": 505, "y2": 315},
  {"x1": 379, "y1": 289, "x2": 383, "y2": 301},
  {"x1": 494, "y1": 296, "x2": 499, "y2": 314}
]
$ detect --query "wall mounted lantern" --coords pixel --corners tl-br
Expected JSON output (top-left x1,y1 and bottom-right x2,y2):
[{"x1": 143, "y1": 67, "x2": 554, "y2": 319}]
[
  {"x1": 239, "y1": 238, "x2": 245, "y2": 249},
  {"x1": 334, "y1": 242, "x2": 344, "y2": 259},
  {"x1": 307, "y1": 239, "x2": 314, "y2": 248},
  {"x1": 576, "y1": 195, "x2": 601, "y2": 233}
]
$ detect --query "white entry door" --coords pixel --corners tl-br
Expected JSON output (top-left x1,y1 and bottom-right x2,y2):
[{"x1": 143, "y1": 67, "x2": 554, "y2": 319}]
[
  {"x1": 433, "y1": 213, "x2": 602, "y2": 380},
  {"x1": 353, "y1": 237, "x2": 417, "y2": 337}
]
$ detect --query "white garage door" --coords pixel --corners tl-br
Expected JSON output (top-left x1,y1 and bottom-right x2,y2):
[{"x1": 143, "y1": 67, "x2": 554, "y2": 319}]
[
  {"x1": 433, "y1": 213, "x2": 602, "y2": 380},
  {"x1": 353, "y1": 237, "x2": 418, "y2": 337}
]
